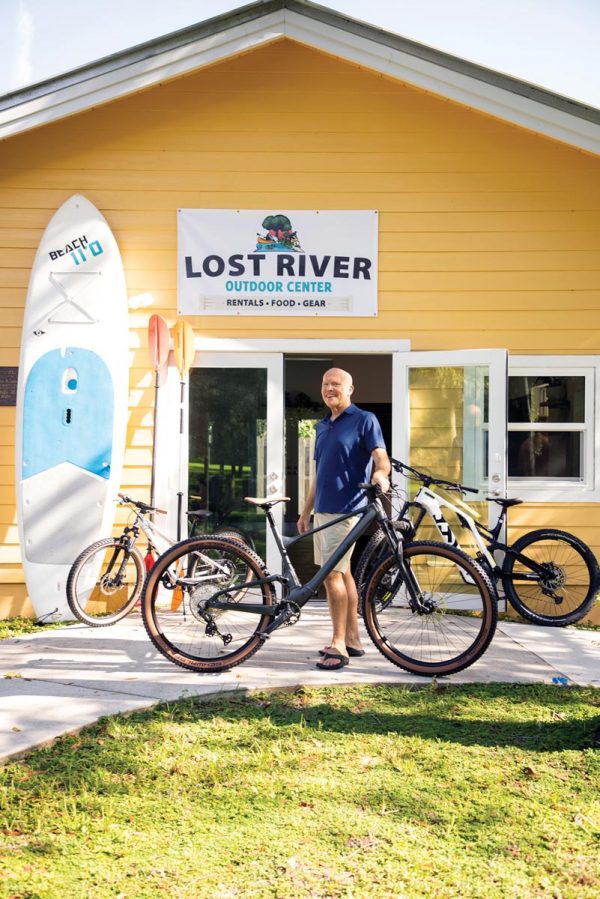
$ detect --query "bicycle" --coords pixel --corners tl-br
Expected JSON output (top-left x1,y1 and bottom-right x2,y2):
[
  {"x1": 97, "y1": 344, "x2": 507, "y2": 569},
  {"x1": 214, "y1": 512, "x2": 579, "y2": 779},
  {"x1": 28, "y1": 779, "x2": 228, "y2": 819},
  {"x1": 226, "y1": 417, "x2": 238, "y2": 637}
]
[
  {"x1": 141, "y1": 483, "x2": 498, "y2": 677},
  {"x1": 66, "y1": 494, "x2": 252, "y2": 627},
  {"x1": 355, "y1": 460, "x2": 600, "y2": 627}
]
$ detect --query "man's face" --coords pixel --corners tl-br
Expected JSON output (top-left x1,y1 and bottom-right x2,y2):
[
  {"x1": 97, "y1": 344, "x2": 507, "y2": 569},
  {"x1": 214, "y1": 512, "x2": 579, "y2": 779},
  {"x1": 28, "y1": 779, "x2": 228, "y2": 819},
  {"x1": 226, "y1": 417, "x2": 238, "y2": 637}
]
[{"x1": 321, "y1": 370, "x2": 353, "y2": 413}]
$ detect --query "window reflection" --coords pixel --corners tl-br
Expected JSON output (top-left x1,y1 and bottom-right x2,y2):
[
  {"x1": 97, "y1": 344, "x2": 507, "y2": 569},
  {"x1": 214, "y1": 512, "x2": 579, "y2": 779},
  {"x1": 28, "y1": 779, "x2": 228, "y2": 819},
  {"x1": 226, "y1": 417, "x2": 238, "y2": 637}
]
[
  {"x1": 508, "y1": 376, "x2": 584, "y2": 424},
  {"x1": 508, "y1": 432, "x2": 582, "y2": 478}
]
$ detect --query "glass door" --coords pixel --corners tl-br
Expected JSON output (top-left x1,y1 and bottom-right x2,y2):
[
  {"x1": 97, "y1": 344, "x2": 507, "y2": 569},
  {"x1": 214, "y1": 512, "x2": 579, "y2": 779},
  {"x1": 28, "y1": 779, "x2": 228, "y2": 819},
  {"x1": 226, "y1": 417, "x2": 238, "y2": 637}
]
[
  {"x1": 188, "y1": 352, "x2": 283, "y2": 571},
  {"x1": 393, "y1": 350, "x2": 507, "y2": 537}
]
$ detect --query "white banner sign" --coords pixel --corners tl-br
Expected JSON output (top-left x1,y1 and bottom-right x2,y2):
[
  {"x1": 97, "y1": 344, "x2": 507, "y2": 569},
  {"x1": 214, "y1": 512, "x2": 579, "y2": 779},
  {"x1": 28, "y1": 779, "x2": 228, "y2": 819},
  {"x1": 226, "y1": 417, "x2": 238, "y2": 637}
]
[{"x1": 177, "y1": 210, "x2": 378, "y2": 316}]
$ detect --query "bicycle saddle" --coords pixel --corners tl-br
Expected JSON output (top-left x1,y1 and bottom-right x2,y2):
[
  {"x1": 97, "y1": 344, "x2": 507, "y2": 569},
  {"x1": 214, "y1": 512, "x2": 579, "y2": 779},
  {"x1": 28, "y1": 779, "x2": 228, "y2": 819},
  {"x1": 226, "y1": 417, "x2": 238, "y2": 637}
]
[
  {"x1": 244, "y1": 495, "x2": 290, "y2": 508},
  {"x1": 486, "y1": 497, "x2": 523, "y2": 507}
]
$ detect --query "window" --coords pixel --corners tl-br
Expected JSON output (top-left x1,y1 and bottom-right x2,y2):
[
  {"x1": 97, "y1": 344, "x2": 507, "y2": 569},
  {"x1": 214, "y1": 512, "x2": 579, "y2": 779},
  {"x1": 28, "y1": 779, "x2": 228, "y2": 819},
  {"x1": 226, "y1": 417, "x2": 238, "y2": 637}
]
[{"x1": 507, "y1": 358, "x2": 597, "y2": 500}]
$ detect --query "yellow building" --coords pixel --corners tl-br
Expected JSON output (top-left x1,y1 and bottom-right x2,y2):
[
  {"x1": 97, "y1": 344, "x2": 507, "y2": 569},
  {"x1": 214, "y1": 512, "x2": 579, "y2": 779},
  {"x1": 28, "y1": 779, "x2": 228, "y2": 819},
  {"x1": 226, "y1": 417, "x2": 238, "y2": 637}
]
[{"x1": 1, "y1": 0, "x2": 599, "y2": 621}]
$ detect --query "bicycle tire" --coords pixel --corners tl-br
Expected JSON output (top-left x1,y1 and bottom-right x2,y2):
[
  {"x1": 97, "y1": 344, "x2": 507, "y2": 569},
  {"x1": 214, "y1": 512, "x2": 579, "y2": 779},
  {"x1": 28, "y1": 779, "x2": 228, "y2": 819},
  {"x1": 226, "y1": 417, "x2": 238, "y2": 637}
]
[
  {"x1": 501, "y1": 528, "x2": 599, "y2": 626},
  {"x1": 142, "y1": 536, "x2": 274, "y2": 672},
  {"x1": 354, "y1": 529, "x2": 387, "y2": 613},
  {"x1": 214, "y1": 525, "x2": 256, "y2": 551},
  {"x1": 363, "y1": 540, "x2": 497, "y2": 676},
  {"x1": 66, "y1": 538, "x2": 144, "y2": 626}
]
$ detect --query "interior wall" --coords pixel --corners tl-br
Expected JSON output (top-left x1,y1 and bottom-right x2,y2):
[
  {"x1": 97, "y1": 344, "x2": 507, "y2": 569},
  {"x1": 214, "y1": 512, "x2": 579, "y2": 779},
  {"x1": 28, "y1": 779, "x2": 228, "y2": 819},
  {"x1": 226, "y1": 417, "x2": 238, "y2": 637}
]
[{"x1": 285, "y1": 355, "x2": 393, "y2": 405}]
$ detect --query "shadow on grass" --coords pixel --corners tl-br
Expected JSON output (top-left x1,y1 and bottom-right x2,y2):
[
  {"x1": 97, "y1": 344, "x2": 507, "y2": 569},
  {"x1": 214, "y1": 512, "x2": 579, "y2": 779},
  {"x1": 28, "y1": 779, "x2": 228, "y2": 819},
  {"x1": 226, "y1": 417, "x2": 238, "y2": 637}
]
[
  {"x1": 171, "y1": 683, "x2": 600, "y2": 752},
  {"x1": 24, "y1": 683, "x2": 598, "y2": 781}
]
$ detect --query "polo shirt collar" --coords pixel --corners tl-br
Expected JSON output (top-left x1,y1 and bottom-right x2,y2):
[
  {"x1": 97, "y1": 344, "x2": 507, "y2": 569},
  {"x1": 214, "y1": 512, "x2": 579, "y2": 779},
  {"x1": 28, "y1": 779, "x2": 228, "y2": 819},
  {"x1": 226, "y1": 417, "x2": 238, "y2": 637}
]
[{"x1": 322, "y1": 402, "x2": 358, "y2": 422}]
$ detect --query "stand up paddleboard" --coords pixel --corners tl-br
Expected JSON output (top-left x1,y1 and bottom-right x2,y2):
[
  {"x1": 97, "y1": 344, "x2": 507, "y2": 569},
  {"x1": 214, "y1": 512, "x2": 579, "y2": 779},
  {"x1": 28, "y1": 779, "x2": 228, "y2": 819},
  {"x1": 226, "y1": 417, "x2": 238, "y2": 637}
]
[{"x1": 15, "y1": 195, "x2": 128, "y2": 621}]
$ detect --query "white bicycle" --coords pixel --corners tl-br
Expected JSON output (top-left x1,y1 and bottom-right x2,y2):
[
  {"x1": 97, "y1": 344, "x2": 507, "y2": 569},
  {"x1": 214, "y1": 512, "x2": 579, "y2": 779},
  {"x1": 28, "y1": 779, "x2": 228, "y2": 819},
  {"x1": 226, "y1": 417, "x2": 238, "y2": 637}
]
[
  {"x1": 355, "y1": 460, "x2": 600, "y2": 627},
  {"x1": 66, "y1": 494, "x2": 251, "y2": 626}
]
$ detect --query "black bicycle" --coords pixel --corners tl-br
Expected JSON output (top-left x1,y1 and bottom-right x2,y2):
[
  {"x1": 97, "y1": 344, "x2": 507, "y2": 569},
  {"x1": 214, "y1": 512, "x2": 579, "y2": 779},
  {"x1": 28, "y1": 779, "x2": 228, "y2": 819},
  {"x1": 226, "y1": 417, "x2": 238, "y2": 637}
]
[
  {"x1": 355, "y1": 460, "x2": 600, "y2": 627},
  {"x1": 142, "y1": 483, "x2": 498, "y2": 677}
]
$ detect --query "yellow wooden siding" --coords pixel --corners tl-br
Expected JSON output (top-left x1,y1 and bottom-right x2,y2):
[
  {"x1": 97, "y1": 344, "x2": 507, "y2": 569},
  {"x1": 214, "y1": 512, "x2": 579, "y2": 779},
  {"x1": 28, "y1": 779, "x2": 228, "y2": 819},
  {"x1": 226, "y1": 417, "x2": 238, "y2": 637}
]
[{"x1": 1, "y1": 38, "x2": 600, "y2": 617}]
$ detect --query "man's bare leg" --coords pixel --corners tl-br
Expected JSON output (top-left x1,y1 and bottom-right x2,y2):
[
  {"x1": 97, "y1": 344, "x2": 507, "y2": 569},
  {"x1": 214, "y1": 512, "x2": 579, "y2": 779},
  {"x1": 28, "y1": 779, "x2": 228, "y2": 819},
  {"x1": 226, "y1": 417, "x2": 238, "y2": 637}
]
[
  {"x1": 321, "y1": 571, "x2": 350, "y2": 664},
  {"x1": 319, "y1": 570, "x2": 363, "y2": 666},
  {"x1": 342, "y1": 568, "x2": 363, "y2": 653}
]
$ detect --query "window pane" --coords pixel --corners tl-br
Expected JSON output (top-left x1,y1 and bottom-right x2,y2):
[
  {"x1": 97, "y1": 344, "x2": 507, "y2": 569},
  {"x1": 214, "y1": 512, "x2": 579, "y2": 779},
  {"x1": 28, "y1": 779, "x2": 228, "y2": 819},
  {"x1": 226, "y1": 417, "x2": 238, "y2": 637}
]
[
  {"x1": 508, "y1": 376, "x2": 585, "y2": 424},
  {"x1": 508, "y1": 431, "x2": 582, "y2": 478}
]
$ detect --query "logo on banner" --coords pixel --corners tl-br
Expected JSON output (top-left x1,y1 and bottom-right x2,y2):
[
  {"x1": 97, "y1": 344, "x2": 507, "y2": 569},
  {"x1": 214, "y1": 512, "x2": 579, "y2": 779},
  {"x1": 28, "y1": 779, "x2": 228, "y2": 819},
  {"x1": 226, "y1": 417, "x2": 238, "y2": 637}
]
[{"x1": 255, "y1": 214, "x2": 303, "y2": 252}]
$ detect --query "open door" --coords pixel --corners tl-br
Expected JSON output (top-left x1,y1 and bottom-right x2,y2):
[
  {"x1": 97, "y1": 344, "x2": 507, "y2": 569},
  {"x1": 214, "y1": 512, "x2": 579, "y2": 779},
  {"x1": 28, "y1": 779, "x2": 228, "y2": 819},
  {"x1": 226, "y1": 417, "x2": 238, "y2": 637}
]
[
  {"x1": 393, "y1": 349, "x2": 507, "y2": 535},
  {"x1": 188, "y1": 352, "x2": 284, "y2": 572}
]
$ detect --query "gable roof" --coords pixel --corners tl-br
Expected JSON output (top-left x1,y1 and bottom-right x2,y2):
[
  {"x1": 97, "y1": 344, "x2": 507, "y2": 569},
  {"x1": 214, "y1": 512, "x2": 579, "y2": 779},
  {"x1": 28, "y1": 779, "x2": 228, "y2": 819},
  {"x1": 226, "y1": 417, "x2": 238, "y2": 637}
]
[{"x1": 2, "y1": 0, "x2": 600, "y2": 154}]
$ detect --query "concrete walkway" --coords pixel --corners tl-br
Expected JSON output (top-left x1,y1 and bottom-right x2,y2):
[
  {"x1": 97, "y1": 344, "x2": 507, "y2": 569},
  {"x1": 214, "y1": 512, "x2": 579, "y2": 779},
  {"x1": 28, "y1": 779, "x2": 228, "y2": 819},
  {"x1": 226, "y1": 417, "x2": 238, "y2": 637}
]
[{"x1": 1, "y1": 607, "x2": 599, "y2": 761}]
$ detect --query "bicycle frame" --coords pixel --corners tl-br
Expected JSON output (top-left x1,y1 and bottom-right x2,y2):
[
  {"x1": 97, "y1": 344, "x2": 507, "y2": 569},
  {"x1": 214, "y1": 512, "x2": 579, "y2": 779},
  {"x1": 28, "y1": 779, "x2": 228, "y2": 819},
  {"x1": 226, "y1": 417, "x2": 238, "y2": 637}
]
[
  {"x1": 399, "y1": 481, "x2": 556, "y2": 588},
  {"x1": 408, "y1": 486, "x2": 497, "y2": 569},
  {"x1": 119, "y1": 501, "x2": 234, "y2": 585},
  {"x1": 202, "y1": 491, "x2": 421, "y2": 635}
]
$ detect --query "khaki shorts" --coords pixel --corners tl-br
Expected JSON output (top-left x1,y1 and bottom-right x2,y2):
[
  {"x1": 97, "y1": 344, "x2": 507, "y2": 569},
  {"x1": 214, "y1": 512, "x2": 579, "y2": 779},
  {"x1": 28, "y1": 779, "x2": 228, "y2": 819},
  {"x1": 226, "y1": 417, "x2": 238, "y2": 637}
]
[{"x1": 313, "y1": 512, "x2": 360, "y2": 574}]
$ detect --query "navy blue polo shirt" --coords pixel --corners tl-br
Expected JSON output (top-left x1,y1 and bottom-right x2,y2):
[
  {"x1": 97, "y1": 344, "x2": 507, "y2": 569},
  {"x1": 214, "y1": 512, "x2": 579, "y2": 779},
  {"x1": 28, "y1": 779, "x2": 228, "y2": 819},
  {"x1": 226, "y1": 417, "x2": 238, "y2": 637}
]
[{"x1": 314, "y1": 404, "x2": 386, "y2": 514}]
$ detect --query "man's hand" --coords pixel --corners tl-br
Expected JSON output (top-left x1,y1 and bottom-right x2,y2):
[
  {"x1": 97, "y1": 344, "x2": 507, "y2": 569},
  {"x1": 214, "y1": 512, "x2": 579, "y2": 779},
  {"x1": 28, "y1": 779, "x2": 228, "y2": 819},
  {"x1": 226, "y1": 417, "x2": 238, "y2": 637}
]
[
  {"x1": 371, "y1": 470, "x2": 390, "y2": 494},
  {"x1": 298, "y1": 478, "x2": 316, "y2": 534},
  {"x1": 297, "y1": 511, "x2": 311, "y2": 534}
]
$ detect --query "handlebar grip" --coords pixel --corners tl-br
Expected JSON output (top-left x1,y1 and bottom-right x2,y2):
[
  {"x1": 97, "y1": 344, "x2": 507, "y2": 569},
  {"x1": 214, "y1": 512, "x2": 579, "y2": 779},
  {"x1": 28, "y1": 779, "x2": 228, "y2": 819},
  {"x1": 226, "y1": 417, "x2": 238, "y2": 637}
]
[
  {"x1": 117, "y1": 494, "x2": 166, "y2": 514},
  {"x1": 359, "y1": 481, "x2": 384, "y2": 496}
]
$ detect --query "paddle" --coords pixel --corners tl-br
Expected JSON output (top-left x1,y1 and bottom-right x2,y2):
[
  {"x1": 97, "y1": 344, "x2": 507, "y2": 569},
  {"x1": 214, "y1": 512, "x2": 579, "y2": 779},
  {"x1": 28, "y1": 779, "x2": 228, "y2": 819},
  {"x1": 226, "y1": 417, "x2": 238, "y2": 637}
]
[
  {"x1": 172, "y1": 319, "x2": 196, "y2": 539},
  {"x1": 147, "y1": 314, "x2": 170, "y2": 510}
]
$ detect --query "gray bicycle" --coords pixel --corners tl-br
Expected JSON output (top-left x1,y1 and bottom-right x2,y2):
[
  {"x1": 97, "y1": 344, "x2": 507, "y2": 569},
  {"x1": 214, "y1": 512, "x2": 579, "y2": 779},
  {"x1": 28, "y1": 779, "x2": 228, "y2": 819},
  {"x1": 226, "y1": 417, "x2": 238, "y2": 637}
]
[{"x1": 142, "y1": 483, "x2": 498, "y2": 677}]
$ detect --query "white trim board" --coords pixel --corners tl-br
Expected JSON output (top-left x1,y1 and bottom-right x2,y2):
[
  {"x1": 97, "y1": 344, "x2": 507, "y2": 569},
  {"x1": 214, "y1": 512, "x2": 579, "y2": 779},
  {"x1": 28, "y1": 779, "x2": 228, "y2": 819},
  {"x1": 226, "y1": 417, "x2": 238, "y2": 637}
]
[
  {"x1": 192, "y1": 338, "x2": 410, "y2": 355},
  {"x1": 1, "y1": 1, "x2": 599, "y2": 154}
]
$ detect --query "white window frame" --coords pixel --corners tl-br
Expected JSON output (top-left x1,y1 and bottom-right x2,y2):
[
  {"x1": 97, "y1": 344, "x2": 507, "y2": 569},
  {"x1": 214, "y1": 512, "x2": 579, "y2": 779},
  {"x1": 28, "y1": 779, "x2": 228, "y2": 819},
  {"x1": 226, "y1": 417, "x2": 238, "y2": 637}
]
[{"x1": 507, "y1": 355, "x2": 599, "y2": 502}]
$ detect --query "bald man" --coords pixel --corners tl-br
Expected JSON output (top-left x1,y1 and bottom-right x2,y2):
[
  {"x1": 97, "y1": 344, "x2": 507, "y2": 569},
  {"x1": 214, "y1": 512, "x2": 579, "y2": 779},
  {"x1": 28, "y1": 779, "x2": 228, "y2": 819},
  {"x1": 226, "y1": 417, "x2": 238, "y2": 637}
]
[{"x1": 298, "y1": 368, "x2": 390, "y2": 670}]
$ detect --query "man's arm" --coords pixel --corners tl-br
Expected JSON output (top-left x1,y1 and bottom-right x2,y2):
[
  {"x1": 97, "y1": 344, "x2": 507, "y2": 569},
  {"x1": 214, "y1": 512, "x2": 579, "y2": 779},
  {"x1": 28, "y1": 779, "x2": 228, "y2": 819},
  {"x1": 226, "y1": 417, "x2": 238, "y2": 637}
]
[
  {"x1": 297, "y1": 477, "x2": 316, "y2": 533},
  {"x1": 370, "y1": 447, "x2": 390, "y2": 493}
]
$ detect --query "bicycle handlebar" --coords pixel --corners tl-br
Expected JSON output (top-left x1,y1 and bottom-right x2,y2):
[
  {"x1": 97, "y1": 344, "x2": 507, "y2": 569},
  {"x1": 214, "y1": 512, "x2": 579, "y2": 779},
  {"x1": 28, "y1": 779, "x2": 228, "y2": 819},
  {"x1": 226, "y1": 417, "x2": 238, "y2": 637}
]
[
  {"x1": 390, "y1": 458, "x2": 479, "y2": 495},
  {"x1": 117, "y1": 493, "x2": 167, "y2": 515}
]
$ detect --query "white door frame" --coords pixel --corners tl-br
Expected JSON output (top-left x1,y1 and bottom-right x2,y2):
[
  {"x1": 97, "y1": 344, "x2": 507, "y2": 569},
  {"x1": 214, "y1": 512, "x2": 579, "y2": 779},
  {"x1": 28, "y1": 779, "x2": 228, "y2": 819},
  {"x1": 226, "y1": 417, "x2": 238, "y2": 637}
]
[
  {"x1": 392, "y1": 348, "x2": 508, "y2": 525},
  {"x1": 159, "y1": 351, "x2": 284, "y2": 571}
]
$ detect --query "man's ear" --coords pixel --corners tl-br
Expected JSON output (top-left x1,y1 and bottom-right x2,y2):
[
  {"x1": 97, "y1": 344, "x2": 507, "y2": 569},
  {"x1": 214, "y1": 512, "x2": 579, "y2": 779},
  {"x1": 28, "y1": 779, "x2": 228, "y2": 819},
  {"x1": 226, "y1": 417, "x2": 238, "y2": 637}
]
[{"x1": 348, "y1": 383, "x2": 354, "y2": 395}]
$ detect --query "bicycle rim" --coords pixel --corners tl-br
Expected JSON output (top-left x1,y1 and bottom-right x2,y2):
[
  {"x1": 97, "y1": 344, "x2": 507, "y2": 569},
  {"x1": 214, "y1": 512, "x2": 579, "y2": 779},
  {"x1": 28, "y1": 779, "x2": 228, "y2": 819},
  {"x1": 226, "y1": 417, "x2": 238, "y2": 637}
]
[
  {"x1": 363, "y1": 541, "x2": 497, "y2": 676},
  {"x1": 142, "y1": 537, "x2": 274, "y2": 672},
  {"x1": 66, "y1": 539, "x2": 144, "y2": 626},
  {"x1": 502, "y1": 529, "x2": 599, "y2": 626}
]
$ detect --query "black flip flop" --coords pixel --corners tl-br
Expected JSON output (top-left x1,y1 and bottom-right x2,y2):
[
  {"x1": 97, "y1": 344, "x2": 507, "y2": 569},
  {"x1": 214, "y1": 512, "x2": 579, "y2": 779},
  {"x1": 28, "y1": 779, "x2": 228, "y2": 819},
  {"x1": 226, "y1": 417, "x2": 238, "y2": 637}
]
[
  {"x1": 316, "y1": 651, "x2": 349, "y2": 671},
  {"x1": 319, "y1": 645, "x2": 365, "y2": 658}
]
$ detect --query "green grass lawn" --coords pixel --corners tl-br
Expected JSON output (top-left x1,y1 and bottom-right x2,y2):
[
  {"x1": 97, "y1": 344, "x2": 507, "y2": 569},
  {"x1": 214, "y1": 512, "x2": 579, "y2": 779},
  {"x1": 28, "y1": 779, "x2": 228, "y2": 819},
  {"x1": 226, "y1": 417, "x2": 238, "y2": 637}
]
[
  {"x1": 1, "y1": 684, "x2": 598, "y2": 898},
  {"x1": 0, "y1": 617, "x2": 77, "y2": 640}
]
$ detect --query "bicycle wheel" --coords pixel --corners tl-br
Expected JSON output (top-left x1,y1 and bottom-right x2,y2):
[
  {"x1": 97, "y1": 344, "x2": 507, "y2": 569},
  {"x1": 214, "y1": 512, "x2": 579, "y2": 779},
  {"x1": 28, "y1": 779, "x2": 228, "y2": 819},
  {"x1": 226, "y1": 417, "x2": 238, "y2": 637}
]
[
  {"x1": 363, "y1": 541, "x2": 497, "y2": 676},
  {"x1": 501, "y1": 528, "x2": 599, "y2": 626},
  {"x1": 66, "y1": 538, "x2": 144, "y2": 626},
  {"x1": 142, "y1": 537, "x2": 274, "y2": 672}
]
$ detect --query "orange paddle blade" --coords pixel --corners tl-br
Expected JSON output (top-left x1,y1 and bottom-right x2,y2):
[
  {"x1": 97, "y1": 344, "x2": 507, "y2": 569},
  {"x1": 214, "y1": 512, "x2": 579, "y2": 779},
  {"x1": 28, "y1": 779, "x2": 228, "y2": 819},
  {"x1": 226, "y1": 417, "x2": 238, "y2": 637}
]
[{"x1": 172, "y1": 320, "x2": 196, "y2": 381}]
